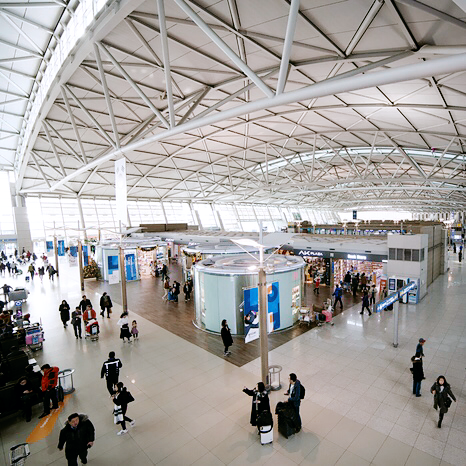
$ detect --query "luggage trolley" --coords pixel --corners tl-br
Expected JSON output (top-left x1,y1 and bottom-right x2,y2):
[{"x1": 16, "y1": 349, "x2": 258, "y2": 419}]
[
  {"x1": 85, "y1": 319, "x2": 100, "y2": 341},
  {"x1": 10, "y1": 443, "x2": 30, "y2": 465},
  {"x1": 25, "y1": 323, "x2": 44, "y2": 351}
]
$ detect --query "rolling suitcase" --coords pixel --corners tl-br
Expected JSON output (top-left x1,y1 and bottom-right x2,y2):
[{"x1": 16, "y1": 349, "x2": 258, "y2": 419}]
[
  {"x1": 275, "y1": 402, "x2": 296, "y2": 439},
  {"x1": 257, "y1": 410, "x2": 273, "y2": 445}
]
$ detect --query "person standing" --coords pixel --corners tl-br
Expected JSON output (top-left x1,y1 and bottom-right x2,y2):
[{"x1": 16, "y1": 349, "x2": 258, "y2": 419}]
[
  {"x1": 161, "y1": 263, "x2": 168, "y2": 281},
  {"x1": 313, "y1": 276, "x2": 320, "y2": 295},
  {"x1": 183, "y1": 281, "x2": 191, "y2": 302},
  {"x1": 99, "y1": 292, "x2": 113, "y2": 318},
  {"x1": 352, "y1": 274, "x2": 358, "y2": 298},
  {"x1": 459, "y1": 250, "x2": 463, "y2": 263},
  {"x1": 79, "y1": 295, "x2": 92, "y2": 312},
  {"x1": 57, "y1": 413, "x2": 95, "y2": 466},
  {"x1": 369, "y1": 284, "x2": 377, "y2": 310},
  {"x1": 416, "y1": 338, "x2": 426, "y2": 357},
  {"x1": 221, "y1": 319, "x2": 233, "y2": 356},
  {"x1": 15, "y1": 376, "x2": 39, "y2": 422},
  {"x1": 38, "y1": 364, "x2": 59, "y2": 418},
  {"x1": 411, "y1": 352, "x2": 424, "y2": 397},
  {"x1": 162, "y1": 277, "x2": 170, "y2": 300},
  {"x1": 112, "y1": 382, "x2": 135, "y2": 435},
  {"x1": 332, "y1": 285, "x2": 343, "y2": 310},
  {"x1": 360, "y1": 292, "x2": 372, "y2": 316},
  {"x1": 344, "y1": 271, "x2": 351, "y2": 292},
  {"x1": 360, "y1": 273, "x2": 367, "y2": 292},
  {"x1": 117, "y1": 312, "x2": 132, "y2": 342},
  {"x1": 59, "y1": 300, "x2": 71, "y2": 328},
  {"x1": 2, "y1": 283, "x2": 12, "y2": 302},
  {"x1": 243, "y1": 382, "x2": 270, "y2": 428},
  {"x1": 431, "y1": 375, "x2": 456, "y2": 428},
  {"x1": 71, "y1": 307, "x2": 82, "y2": 339},
  {"x1": 284, "y1": 373, "x2": 302, "y2": 432},
  {"x1": 101, "y1": 351, "x2": 122, "y2": 395},
  {"x1": 173, "y1": 281, "x2": 180, "y2": 302}
]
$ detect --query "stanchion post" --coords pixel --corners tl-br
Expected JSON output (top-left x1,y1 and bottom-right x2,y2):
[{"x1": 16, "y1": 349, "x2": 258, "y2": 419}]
[
  {"x1": 77, "y1": 240, "x2": 84, "y2": 291},
  {"x1": 393, "y1": 297, "x2": 399, "y2": 348},
  {"x1": 119, "y1": 245, "x2": 128, "y2": 313}
]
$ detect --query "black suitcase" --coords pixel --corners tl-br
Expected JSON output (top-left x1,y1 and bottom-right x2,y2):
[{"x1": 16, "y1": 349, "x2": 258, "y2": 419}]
[{"x1": 275, "y1": 402, "x2": 297, "y2": 438}]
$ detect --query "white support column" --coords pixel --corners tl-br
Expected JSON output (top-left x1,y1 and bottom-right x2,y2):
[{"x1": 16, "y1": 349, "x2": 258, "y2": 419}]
[
  {"x1": 13, "y1": 191, "x2": 33, "y2": 253},
  {"x1": 77, "y1": 197, "x2": 88, "y2": 240}
]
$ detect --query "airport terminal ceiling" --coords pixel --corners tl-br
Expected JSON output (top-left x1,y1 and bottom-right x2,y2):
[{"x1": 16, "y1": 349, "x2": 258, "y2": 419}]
[{"x1": 2, "y1": 0, "x2": 466, "y2": 212}]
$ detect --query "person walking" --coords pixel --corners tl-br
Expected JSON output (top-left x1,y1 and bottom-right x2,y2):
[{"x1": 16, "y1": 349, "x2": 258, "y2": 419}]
[
  {"x1": 71, "y1": 307, "x2": 82, "y2": 339},
  {"x1": 332, "y1": 284, "x2": 343, "y2": 310},
  {"x1": 101, "y1": 351, "x2": 123, "y2": 395},
  {"x1": 38, "y1": 266, "x2": 45, "y2": 282},
  {"x1": 360, "y1": 291, "x2": 372, "y2": 316},
  {"x1": 2, "y1": 283, "x2": 12, "y2": 302},
  {"x1": 162, "y1": 277, "x2": 170, "y2": 300},
  {"x1": 243, "y1": 382, "x2": 270, "y2": 428},
  {"x1": 57, "y1": 412, "x2": 95, "y2": 466},
  {"x1": 117, "y1": 312, "x2": 132, "y2": 342},
  {"x1": 59, "y1": 300, "x2": 71, "y2": 328},
  {"x1": 221, "y1": 319, "x2": 233, "y2": 356},
  {"x1": 284, "y1": 373, "x2": 302, "y2": 432},
  {"x1": 99, "y1": 292, "x2": 113, "y2": 318},
  {"x1": 173, "y1": 281, "x2": 180, "y2": 302},
  {"x1": 38, "y1": 364, "x2": 59, "y2": 418},
  {"x1": 459, "y1": 250, "x2": 463, "y2": 263},
  {"x1": 161, "y1": 263, "x2": 168, "y2": 281},
  {"x1": 28, "y1": 263, "x2": 35, "y2": 281},
  {"x1": 112, "y1": 382, "x2": 135, "y2": 435},
  {"x1": 431, "y1": 375, "x2": 456, "y2": 428},
  {"x1": 48, "y1": 265, "x2": 56, "y2": 281},
  {"x1": 313, "y1": 276, "x2": 320, "y2": 295},
  {"x1": 416, "y1": 338, "x2": 426, "y2": 357},
  {"x1": 352, "y1": 274, "x2": 358, "y2": 298},
  {"x1": 360, "y1": 273, "x2": 367, "y2": 292},
  {"x1": 131, "y1": 320, "x2": 139, "y2": 339},
  {"x1": 79, "y1": 295, "x2": 92, "y2": 312},
  {"x1": 344, "y1": 271, "x2": 351, "y2": 292},
  {"x1": 411, "y1": 352, "x2": 424, "y2": 397}
]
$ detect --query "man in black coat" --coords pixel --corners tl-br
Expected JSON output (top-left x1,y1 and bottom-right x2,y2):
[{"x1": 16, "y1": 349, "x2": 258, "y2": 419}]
[
  {"x1": 58, "y1": 413, "x2": 95, "y2": 466},
  {"x1": 78, "y1": 295, "x2": 92, "y2": 312},
  {"x1": 99, "y1": 292, "x2": 112, "y2": 318},
  {"x1": 101, "y1": 351, "x2": 122, "y2": 395}
]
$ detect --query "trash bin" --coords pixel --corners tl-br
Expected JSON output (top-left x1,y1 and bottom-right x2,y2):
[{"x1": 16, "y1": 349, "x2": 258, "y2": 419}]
[
  {"x1": 58, "y1": 369, "x2": 75, "y2": 394},
  {"x1": 268, "y1": 365, "x2": 282, "y2": 391}
]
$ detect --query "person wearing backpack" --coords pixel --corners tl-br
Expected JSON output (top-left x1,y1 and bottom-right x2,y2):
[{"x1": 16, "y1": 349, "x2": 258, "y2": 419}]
[
  {"x1": 284, "y1": 373, "x2": 302, "y2": 432},
  {"x1": 333, "y1": 285, "x2": 343, "y2": 310}
]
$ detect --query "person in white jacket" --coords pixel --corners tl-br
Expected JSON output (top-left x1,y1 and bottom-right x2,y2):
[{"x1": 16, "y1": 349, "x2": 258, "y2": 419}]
[{"x1": 117, "y1": 312, "x2": 131, "y2": 342}]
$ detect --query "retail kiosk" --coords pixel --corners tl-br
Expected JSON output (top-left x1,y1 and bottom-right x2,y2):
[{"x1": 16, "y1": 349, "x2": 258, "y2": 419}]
[{"x1": 193, "y1": 253, "x2": 305, "y2": 335}]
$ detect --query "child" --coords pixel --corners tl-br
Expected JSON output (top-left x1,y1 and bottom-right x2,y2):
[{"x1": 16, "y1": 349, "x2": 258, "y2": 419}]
[{"x1": 131, "y1": 320, "x2": 139, "y2": 339}]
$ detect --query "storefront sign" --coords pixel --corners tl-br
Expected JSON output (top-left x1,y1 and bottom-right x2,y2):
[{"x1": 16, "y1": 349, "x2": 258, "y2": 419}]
[
  {"x1": 297, "y1": 250, "x2": 324, "y2": 257},
  {"x1": 347, "y1": 254, "x2": 367, "y2": 260}
]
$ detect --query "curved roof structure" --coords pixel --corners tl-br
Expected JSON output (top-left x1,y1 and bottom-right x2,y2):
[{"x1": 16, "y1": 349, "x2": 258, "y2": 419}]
[{"x1": 7, "y1": 0, "x2": 466, "y2": 212}]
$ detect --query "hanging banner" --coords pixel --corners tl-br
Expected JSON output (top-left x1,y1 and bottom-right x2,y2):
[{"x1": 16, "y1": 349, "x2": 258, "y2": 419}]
[
  {"x1": 125, "y1": 252, "x2": 137, "y2": 281},
  {"x1": 46, "y1": 241, "x2": 53, "y2": 252},
  {"x1": 58, "y1": 240, "x2": 65, "y2": 256},
  {"x1": 68, "y1": 246, "x2": 78, "y2": 267},
  {"x1": 83, "y1": 245, "x2": 89, "y2": 266},
  {"x1": 115, "y1": 158, "x2": 127, "y2": 226},
  {"x1": 243, "y1": 282, "x2": 280, "y2": 343}
]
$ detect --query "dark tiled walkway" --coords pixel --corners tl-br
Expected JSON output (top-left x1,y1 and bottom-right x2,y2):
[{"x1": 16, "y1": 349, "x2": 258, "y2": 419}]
[{"x1": 85, "y1": 263, "x2": 363, "y2": 367}]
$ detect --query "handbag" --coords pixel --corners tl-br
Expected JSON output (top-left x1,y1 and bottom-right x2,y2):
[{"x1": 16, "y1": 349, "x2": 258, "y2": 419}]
[
  {"x1": 445, "y1": 396, "x2": 452, "y2": 408},
  {"x1": 113, "y1": 405, "x2": 123, "y2": 424}
]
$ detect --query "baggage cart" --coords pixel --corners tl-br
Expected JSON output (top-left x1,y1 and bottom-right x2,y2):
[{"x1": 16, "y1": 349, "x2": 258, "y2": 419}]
[
  {"x1": 25, "y1": 323, "x2": 44, "y2": 351},
  {"x1": 9, "y1": 443, "x2": 30, "y2": 465}
]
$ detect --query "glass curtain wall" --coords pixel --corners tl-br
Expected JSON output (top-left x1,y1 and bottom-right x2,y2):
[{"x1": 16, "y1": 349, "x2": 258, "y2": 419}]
[
  {"x1": 25, "y1": 196, "x2": 340, "y2": 240},
  {"x1": 0, "y1": 172, "x2": 15, "y2": 235}
]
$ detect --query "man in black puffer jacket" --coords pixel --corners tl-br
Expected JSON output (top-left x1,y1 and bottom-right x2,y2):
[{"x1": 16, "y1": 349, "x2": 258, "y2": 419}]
[{"x1": 58, "y1": 413, "x2": 95, "y2": 465}]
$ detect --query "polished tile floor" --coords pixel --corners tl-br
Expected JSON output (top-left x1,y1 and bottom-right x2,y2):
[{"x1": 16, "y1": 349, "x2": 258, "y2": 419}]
[{"x1": 1, "y1": 254, "x2": 465, "y2": 465}]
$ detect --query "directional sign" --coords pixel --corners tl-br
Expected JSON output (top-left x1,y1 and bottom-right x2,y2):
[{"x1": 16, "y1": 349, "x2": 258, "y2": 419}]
[{"x1": 376, "y1": 281, "x2": 416, "y2": 312}]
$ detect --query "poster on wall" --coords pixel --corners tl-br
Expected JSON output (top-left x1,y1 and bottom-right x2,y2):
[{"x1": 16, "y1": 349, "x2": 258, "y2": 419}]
[
  {"x1": 125, "y1": 253, "x2": 137, "y2": 281},
  {"x1": 243, "y1": 282, "x2": 280, "y2": 343},
  {"x1": 58, "y1": 240, "x2": 65, "y2": 256},
  {"x1": 109, "y1": 271, "x2": 120, "y2": 284}
]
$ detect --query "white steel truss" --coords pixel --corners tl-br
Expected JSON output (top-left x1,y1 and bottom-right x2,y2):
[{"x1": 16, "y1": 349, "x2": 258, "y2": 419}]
[{"x1": 13, "y1": 0, "x2": 466, "y2": 213}]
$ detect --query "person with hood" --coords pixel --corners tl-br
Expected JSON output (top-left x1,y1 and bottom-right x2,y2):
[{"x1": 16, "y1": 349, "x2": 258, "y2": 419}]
[
  {"x1": 59, "y1": 300, "x2": 71, "y2": 328},
  {"x1": 332, "y1": 284, "x2": 343, "y2": 310},
  {"x1": 99, "y1": 292, "x2": 113, "y2": 318},
  {"x1": 58, "y1": 412, "x2": 95, "y2": 466},
  {"x1": 39, "y1": 363, "x2": 59, "y2": 418},
  {"x1": 243, "y1": 382, "x2": 270, "y2": 428},
  {"x1": 431, "y1": 375, "x2": 456, "y2": 428},
  {"x1": 112, "y1": 382, "x2": 135, "y2": 435},
  {"x1": 411, "y1": 351, "x2": 424, "y2": 397},
  {"x1": 221, "y1": 319, "x2": 233, "y2": 356}
]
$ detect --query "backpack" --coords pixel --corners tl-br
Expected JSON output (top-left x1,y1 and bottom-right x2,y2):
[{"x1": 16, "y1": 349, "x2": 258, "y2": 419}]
[{"x1": 300, "y1": 384, "x2": 305, "y2": 400}]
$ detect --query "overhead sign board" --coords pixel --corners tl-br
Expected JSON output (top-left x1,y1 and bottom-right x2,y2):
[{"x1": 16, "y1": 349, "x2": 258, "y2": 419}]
[{"x1": 376, "y1": 281, "x2": 416, "y2": 312}]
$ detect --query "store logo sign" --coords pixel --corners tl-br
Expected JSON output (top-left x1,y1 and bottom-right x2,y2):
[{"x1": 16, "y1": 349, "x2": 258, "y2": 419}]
[
  {"x1": 347, "y1": 254, "x2": 367, "y2": 260},
  {"x1": 298, "y1": 250, "x2": 323, "y2": 257}
]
